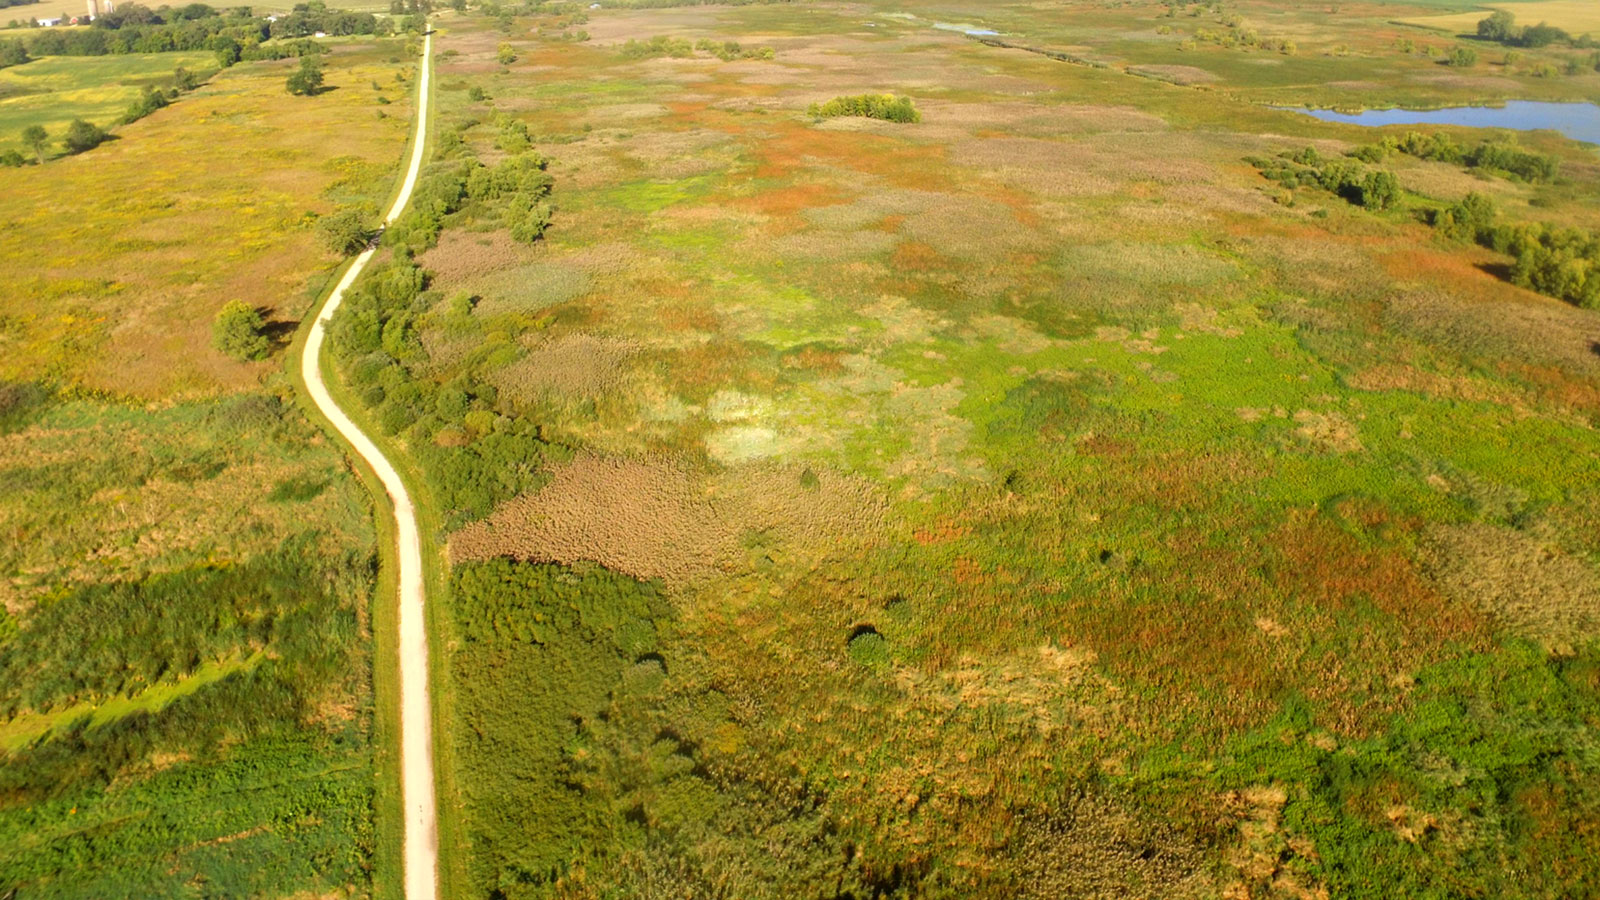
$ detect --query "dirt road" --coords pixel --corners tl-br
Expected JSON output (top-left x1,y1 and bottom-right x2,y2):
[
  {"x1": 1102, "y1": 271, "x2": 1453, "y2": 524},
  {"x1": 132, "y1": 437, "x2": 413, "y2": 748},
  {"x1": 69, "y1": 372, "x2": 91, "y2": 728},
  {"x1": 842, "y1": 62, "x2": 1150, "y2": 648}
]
[{"x1": 299, "y1": 30, "x2": 437, "y2": 900}]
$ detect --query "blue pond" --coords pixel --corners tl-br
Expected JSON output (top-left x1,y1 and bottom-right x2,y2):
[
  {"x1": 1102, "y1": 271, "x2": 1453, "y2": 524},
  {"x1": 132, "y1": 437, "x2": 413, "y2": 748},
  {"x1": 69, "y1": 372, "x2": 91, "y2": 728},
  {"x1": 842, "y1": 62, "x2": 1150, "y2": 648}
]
[{"x1": 1284, "y1": 100, "x2": 1600, "y2": 146}]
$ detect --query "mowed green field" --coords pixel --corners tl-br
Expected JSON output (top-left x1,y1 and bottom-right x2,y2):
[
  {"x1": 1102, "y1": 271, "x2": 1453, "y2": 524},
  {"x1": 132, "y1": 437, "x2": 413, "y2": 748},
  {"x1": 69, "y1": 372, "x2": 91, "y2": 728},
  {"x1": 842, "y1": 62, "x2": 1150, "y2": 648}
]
[
  {"x1": 0, "y1": 51, "x2": 213, "y2": 154},
  {"x1": 318, "y1": 2, "x2": 1600, "y2": 897}
]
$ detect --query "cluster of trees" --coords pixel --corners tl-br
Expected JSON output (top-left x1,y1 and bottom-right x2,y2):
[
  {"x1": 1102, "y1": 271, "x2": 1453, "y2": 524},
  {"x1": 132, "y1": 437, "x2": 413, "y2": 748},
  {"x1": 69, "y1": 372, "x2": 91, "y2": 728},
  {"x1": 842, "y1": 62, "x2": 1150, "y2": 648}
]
[
  {"x1": 1476, "y1": 10, "x2": 1589, "y2": 49},
  {"x1": 269, "y1": 1, "x2": 383, "y2": 39},
  {"x1": 616, "y1": 33, "x2": 775, "y2": 60},
  {"x1": 4, "y1": 118, "x2": 108, "y2": 166},
  {"x1": 123, "y1": 65, "x2": 201, "y2": 123},
  {"x1": 1431, "y1": 193, "x2": 1599, "y2": 308},
  {"x1": 807, "y1": 93, "x2": 921, "y2": 123},
  {"x1": 328, "y1": 257, "x2": 560, "y2": 525},
  {"x1": 25, "y1": 5, "x2": 270, "y2": 57},
  {"x1": 381, "y1": 147, "x2": 555, "y2": 250},
  {"x1": 1351, "y1": 131, "x2": 1560, "y2": 183},
  {"x1": 1248, "y1": 147, "x2": 1402, "y2": 210},
  {"x1": 0, "y1": 35, "x2": 26, "y2": 68},
  {"x1": 693, "y1": 37, "x2": 774, "y2": 60},
  {"x1": 618, "y1": 33, "x2": 693, "y2": 58}
]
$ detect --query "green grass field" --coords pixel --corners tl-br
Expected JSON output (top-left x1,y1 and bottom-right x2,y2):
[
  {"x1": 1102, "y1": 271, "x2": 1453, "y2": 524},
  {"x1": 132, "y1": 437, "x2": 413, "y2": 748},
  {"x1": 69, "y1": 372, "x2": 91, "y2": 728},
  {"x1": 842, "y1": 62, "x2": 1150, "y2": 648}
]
[
  {"x1": 0, "y1": 51, "x2": 214, "y2": 156},
  {"x1": 313, "y1": 3, "x2": 1600, "y2": 897},
  {"x1": 0, "y1": 36, "x2": 416, "y2": 900}
]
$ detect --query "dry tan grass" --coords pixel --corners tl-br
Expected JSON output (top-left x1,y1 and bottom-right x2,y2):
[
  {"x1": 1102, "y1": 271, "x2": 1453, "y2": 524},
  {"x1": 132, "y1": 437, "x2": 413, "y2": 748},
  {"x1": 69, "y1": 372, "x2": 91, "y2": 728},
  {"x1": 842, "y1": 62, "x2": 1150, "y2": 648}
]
[
  {"x1": 1420, "y1": 522, "x2": 1600, "y2": 649},
  {"x1": 418, "y1": 228, "x2": 537, "y2": 287},
  {"x1": 489, "y1": 333, "x2": 641, "y2": 402},
  {"x1": 0, "y1": 42, "x2": 412, "y2": 400},
  {"x1": 450, "y1": 454, "x2": 887, "y2": 585}
]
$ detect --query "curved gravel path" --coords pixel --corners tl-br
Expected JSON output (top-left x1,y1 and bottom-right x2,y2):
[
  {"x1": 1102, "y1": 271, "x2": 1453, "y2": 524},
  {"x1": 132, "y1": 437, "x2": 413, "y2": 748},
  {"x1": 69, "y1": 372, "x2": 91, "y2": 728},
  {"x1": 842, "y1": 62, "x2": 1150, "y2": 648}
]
[{"x1": 299, "y1": 31, "x2": 437, "y2": 900}]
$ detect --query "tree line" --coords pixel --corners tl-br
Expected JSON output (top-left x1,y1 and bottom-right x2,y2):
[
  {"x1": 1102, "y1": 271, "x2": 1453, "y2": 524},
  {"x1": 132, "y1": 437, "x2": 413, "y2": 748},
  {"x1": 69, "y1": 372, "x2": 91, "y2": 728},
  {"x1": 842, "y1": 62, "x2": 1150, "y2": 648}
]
[
  {"x1": 16, "y1": 2, "x2": 384, "y2": 60},
  {"x1": 1476, "y1": 10, "x2": 1594, "y2": 49}
]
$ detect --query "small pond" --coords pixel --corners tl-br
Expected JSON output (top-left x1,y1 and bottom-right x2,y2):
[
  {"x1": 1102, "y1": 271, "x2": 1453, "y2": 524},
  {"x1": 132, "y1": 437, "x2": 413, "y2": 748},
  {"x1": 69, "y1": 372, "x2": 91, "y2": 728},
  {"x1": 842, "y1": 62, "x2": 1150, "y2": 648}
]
[{"x1": 1283, "y1": 100, "x2": 1600, "y2": 146}]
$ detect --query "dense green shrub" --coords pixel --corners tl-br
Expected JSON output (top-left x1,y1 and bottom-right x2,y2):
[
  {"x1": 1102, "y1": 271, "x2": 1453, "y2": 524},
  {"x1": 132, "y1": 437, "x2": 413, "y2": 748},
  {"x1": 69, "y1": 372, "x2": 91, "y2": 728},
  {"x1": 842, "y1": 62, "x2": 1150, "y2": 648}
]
[
  {"x1": 1428, "y1": 191, "x2": 1497, "y2": 243},
  {"x1": 317, "y1": 208, "x2": 373, "y2": 255},
  {"x1": 1477, "y1": 10, "x2": 1573, "y2": 48},
  {"x1": 123, "y1": 84, "x2": 172, "y2": 123},
  {"x1": 212, "y1": 299, "x2": 270, "y2": 360},
  {"x1": 1427, "y1": 194, "x2": 1599, "y2": 307},
  {"x1": 1466, "y1": 140, "x2": 1559, "y2": 182},
  {"x1": 807, "y1": 93, "x2": 921, "y2": 123},
  {"x1": 61, "y1": 118, "x2": 107, "y2": 154},
  {"x1": 1348, "y1": 132, "x2": 1558, "y2": 184},
  {"x1": 619, "y1": 33, "x2": 693, "y2": 59},
  {"x1": 1248, "y1": 149, "x2": 1402, "y2": 209},
  {"x1": 1499, "y1": 223, "x2": 1600, "y2": 308}
]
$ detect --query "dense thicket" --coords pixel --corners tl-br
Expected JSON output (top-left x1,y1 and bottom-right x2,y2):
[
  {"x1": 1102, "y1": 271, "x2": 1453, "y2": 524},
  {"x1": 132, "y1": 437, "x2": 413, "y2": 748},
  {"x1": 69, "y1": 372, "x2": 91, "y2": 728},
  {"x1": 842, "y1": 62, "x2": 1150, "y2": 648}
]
[
  {"x1": 1248, "y1": 147, "x2": 1401, "y2": 209},
  {"x1": 328, "y1": 254, "x2": 561, "y2": 527},
  {"x1": 807, "y1": 93, "x2": 921, "y2": 123},
  {"x1": 449, "y1": 559, "x2": 936, "y2": 899},
  {"x1": 25, "y1": 5, "x2": 269, "y2": 57},
  {"x1": 1353, "y1": 130, "x2": 1559, "y2": 183},
  {"x1": 0, "y1": 539, "x2": 376, "y2": 896},
  {"x1": 1476, "y1": 10, "x2": 1581, "y2": 48}
]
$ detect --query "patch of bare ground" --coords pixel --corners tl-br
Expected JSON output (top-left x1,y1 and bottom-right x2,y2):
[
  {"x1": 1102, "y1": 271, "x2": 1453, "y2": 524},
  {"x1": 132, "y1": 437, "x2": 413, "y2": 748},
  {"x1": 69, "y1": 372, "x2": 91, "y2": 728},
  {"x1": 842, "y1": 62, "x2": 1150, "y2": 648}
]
[
  {"x1": 1420, "y1": 522, "x2": 1600, "y2": 650},
  {"x1": 450, "y1": 455, "x2": 887, "y2": 585}
]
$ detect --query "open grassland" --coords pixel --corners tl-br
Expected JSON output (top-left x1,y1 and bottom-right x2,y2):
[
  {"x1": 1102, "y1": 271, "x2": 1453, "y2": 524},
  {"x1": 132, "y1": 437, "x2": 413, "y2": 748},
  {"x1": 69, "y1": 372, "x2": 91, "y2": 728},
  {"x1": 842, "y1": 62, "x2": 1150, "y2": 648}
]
[
  {"x1": 317, "y1": 2, "x2": 1600, "y2": 897},
  {"x1": 0, "y1": 31, "x2": 414, "y2": 900},
  {"x1": 0, "y1": 52, "x2": 214, "y2": 154},
  {"x1": 0, "y1": 37, "x2": 414, "y2": 399},
  {"x1": 1400, "y1": 1, "x2": 1600, "y2": 36}
]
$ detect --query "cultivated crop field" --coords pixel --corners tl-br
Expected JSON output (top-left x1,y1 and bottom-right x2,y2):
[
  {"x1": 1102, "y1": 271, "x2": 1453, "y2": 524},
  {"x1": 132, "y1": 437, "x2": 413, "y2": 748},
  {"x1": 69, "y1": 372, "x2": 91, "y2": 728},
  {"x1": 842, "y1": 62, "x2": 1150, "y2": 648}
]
[{"x1": 315, "y1": 0, "x2": 1600, "y2": 897}]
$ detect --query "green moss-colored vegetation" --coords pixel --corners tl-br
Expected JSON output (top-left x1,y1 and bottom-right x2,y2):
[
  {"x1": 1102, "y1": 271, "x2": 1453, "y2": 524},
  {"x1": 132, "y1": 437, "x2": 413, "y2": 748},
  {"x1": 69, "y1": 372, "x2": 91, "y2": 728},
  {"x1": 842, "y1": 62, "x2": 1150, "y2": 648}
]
[
  {"x1": 351, "y1": 1, "x2": 1600, "y2": 896},
  {"x1": 0, "y1": 390, "x2": 381, "y2": 898}
]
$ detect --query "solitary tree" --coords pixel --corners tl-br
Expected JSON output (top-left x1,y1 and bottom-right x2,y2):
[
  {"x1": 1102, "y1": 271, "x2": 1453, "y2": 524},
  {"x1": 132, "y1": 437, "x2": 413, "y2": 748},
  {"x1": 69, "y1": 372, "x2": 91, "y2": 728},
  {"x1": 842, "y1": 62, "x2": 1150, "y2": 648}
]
[
  {"x1": 1478, "y1": 10, "x2": 1517, "y2": 43},
  {"x1": 497, "y1": 41, "x2": 515, "y2": 64},
  {"x1": 1448, "y1": 45, "x2": 1478, "y2": 67},
  {"x1": 21, "y1": 124, "x2": 47, "y2": 163},
  {"x1": 212, "y1": 300, "x2": 270, "y2": 360},
  {"x1": 62, "y1": 119, "x2": 107, "y2": 154},
  {"x1": 286, "y1": 56, "x2": 324, "y2": 95},
  {"x1": 317, "y1": 208, "x2": 372, "y2": 255}
]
